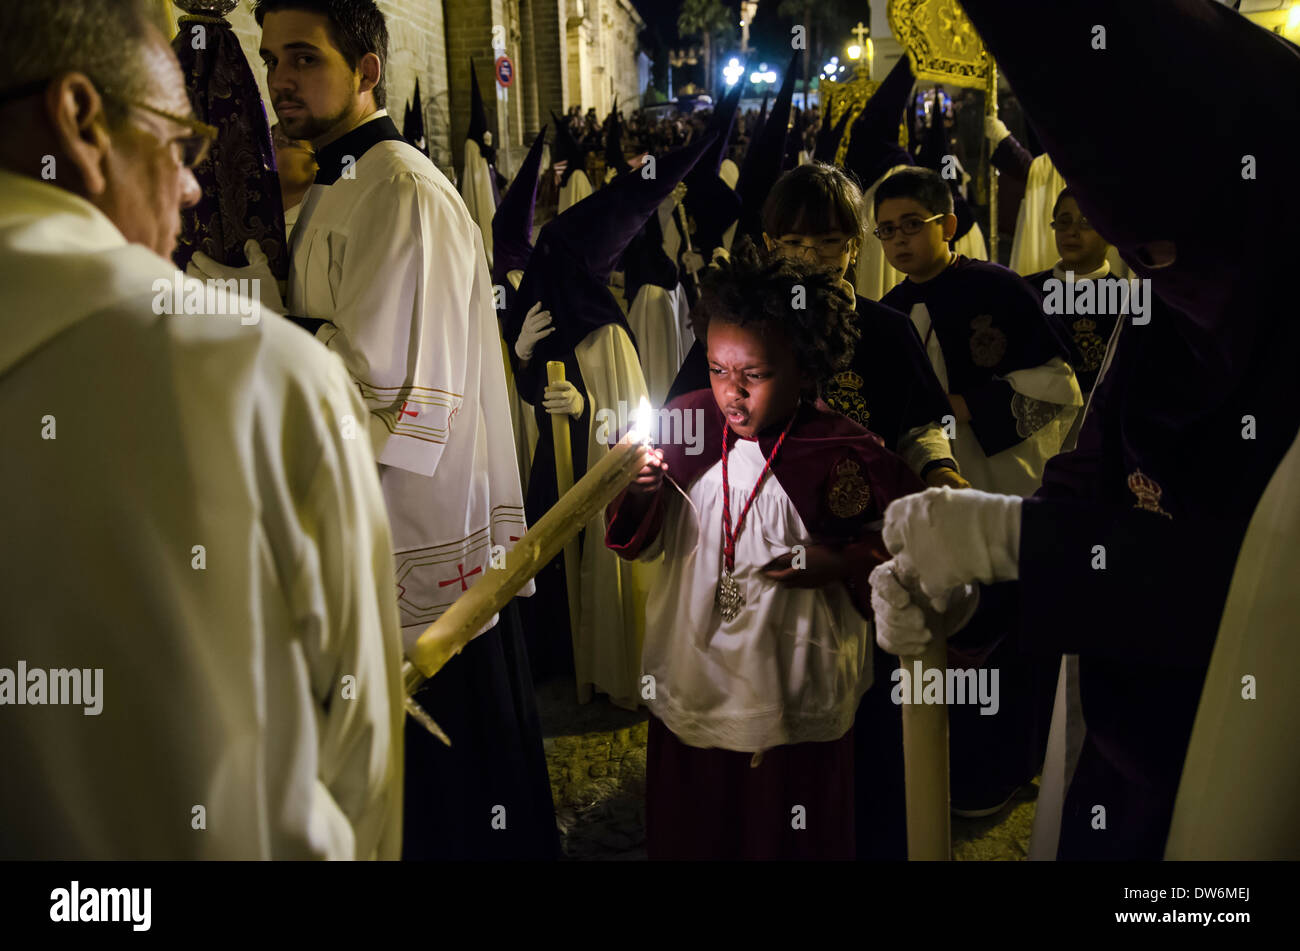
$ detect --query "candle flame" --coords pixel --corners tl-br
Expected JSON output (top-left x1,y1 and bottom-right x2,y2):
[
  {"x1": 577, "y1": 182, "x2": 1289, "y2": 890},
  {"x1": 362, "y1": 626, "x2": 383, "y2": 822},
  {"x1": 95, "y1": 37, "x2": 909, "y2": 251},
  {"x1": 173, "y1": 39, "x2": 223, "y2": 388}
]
[{"x1": 629, "y1": 397, "x2": 654, "y2": 445}]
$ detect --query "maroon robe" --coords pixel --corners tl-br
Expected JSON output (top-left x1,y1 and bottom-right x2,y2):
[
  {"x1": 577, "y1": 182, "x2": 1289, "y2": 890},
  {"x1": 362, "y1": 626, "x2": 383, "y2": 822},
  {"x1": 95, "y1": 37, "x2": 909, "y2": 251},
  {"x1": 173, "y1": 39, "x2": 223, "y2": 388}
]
[{"x1": 606, "y1": 389, "x2": 925, "y2": 859}]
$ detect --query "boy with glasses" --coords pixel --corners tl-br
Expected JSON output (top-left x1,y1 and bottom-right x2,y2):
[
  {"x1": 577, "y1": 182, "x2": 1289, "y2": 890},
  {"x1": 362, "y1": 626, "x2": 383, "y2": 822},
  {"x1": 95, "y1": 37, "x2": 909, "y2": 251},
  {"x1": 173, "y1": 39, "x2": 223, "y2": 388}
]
[{"x1": 1024, "y1": 188, "x2": 1120, "y2": 398}]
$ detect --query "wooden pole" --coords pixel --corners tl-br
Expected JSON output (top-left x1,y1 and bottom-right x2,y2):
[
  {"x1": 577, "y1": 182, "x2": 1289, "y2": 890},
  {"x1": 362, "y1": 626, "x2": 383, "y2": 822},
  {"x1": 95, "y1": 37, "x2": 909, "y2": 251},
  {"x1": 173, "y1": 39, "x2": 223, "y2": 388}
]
[
  {"x1": 902, "y1": 631, "x2": 951, "y2": 860},
  {"x1": 546, "y1": 361, "x2": 588, "y2": 702},
  {"x1": 986, "y1": 61, "x2": 999, "y2": 263},
  {"x1": 404, "y1": 426, "x2": 651, "y2": 694}
]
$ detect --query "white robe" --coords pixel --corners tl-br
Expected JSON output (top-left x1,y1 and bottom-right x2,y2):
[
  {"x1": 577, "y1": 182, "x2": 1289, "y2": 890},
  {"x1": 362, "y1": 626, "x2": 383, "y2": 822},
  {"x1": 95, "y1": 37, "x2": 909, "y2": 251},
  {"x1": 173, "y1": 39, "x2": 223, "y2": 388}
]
[
  {"x1": 558, "y1": 169, "x2": 593, "y2": 214},
  {"x1": 719, "y1": 158, "x2": 740, "y2": 190},
  {"x1": 631, "y1": 440, "x2": 873, "y2": 751},
  {"x1": 624, "y1": 196, "x2": 693, "y2": 404},
  {"x1": 504, "y1": 269, "x2": 540, "y2": 494},
  {"x1": 0, "y1": 170, "x2": 404, "y2": 859},
  {"x1": 856, "y1": 164, "x2": 912, "y2": 301},
  {"x1": 1165, "y1": 426, "x2": 1300, "y2": 859},
  {"x1": 627, "y1": 283, "x2": 691, "y2": 406},
  {"x1": 551, "y1": 324, "x2": 657, "y2": 708},
  {"x1": 907, "y1": 302, "x2": 1082, "y2": 496},
  {"x1": 460, "y1": 139, "x2": 497, "y2": 270},
  {"x1": 290, "y1": 127, "x2": 532, "y2": 651},
  {"x1": 953, "y1": 219, "x2": 989, "y2": 262}
]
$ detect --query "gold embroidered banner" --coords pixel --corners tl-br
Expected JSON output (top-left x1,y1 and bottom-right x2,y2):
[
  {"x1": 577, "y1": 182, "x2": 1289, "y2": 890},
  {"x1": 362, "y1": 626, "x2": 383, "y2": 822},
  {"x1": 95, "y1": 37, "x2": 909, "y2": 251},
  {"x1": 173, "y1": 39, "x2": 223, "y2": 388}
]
[
  {"x1": 887, "y1": 0, "x2": 1000, "y2": 259},
  {"x1": 887, "y1": 0, "x2": 991, "y2": 89}
]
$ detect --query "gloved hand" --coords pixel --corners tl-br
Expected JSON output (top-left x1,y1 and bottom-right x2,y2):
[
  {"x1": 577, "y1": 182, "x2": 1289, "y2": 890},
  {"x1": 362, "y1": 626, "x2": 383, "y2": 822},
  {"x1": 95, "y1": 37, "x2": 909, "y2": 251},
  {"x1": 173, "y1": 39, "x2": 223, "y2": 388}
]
[
  {"x1": 543, "y1": 379, "x2": 584, "y2": 418},
  {"x1": 870, "y1": 559, "x2": 981, "y2": 655},
  {"x1": 984, "y1": 115, "x2": 1011, "y2": 148},
  {"x1": 869, "y1": 562, "x2": 931, "y2": 656},
  {"x1": 187, "y1": 239, "x2": 284, "y2": 313},
  {"x1": 514, "y1": 301, "x2": 556, "y2": 362},
  {"x1": 882, "y1": 487, "x2": 1022, "y2": 607}
]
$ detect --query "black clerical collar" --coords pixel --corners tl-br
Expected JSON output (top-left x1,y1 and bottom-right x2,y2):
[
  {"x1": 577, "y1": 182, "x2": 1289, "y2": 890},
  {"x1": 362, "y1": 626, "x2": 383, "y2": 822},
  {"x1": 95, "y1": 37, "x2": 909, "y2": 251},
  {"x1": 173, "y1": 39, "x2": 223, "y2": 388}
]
[{"x1": 314, "y1": 114, "x2": 405, "y2": 185}]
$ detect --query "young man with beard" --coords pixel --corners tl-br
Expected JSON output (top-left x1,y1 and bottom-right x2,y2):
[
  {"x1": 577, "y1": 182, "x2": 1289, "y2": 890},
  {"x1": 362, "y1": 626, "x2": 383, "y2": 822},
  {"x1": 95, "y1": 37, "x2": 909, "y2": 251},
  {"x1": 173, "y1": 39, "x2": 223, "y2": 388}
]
[{"x1": 194, "y1": 0, "x2": 557, "y2": 859}]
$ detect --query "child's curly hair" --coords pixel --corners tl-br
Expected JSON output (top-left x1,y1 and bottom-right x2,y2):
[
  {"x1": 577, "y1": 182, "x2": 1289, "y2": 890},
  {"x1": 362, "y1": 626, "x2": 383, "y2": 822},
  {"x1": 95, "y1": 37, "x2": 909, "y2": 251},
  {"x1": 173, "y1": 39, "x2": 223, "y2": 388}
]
[{"x1": 690, "y1": 237, "x2": 859, "y2": 395}]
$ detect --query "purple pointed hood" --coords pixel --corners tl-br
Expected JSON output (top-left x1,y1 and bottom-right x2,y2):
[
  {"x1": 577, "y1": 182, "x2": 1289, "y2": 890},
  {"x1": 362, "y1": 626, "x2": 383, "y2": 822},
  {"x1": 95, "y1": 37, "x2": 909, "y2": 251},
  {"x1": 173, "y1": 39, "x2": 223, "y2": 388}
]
[
  {"x1": 492, "y1": 127, "x2": 547, "y2": 286},
  {"x1": 504, "y1": 130, "x2": 717, "y2": 364}
]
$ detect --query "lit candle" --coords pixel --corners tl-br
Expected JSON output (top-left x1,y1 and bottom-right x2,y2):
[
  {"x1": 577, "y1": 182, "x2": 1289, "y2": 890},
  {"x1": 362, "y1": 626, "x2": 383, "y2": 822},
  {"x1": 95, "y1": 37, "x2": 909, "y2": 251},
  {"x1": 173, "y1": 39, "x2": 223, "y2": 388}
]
[{"x1": 404, "y1": 399, "x2": 655, "y2": 695}]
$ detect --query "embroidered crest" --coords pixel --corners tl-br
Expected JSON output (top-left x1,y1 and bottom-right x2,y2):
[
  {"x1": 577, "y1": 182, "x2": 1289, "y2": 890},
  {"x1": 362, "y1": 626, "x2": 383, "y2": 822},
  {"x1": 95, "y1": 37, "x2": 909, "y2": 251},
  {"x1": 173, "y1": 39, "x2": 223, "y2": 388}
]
[
  {"x1": 1127, "y1": 469, "x2": 1173, "y2": 519},
  {"x1": 969, "y1": 314, "x2": 1007, "y2": 368},
  {"x1": 828, "y1": 458, "x2": 871, "y2": 518},
  {"x1": 1071, "y1": 317, "x2": 1106, "y2": 372},
  {"x1": 827, "y1": 370, "x2": 870, "y2": 426}
]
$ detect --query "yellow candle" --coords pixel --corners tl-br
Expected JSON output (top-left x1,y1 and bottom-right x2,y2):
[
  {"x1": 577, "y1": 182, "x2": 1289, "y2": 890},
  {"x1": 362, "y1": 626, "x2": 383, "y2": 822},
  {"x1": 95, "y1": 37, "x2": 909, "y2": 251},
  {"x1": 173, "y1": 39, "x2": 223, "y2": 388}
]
[
  {"x1": 902, "y1": 632, "x2": 951, "y2": 860},
  {"x1": 546, "y1": 361, "x2": 585, "y2": 701},
  {"x1": 405, "y1": 411, "x2": 653, "y2": 689}
]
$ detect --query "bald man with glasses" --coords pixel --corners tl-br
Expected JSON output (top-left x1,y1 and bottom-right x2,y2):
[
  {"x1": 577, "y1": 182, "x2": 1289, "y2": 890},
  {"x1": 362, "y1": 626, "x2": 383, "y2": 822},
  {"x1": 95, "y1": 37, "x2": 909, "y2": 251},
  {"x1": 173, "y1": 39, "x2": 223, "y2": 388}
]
[{"x1": 0, "y1": 0, "x2": 404, "y2": 859}]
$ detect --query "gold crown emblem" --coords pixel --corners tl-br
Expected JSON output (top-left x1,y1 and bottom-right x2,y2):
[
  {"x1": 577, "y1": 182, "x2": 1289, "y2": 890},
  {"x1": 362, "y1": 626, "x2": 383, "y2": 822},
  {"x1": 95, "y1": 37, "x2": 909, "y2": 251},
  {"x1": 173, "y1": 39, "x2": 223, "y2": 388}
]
[
  {"x1": 834, "y1": 370, "x2": 864, "y2": 391},
  {"x1": 1127, "y1": 469, "x2": 1172, "y2": 519},
  {"x1": 1072, "y1": 317, "x2": 1096, "y2": 332}
]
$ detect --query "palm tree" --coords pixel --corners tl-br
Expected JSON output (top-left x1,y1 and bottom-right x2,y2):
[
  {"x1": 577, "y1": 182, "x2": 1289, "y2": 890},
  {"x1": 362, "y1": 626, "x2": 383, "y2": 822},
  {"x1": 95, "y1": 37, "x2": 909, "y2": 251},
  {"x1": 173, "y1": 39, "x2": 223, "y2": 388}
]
[{"x1": 678, "y1": 0, "x2": 734, "y2": 98}]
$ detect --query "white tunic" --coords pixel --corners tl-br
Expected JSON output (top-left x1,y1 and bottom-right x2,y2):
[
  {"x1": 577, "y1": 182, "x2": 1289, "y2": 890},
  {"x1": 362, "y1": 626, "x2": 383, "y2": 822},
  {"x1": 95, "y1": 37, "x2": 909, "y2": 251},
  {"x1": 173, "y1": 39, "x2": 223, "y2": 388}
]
[
  {"x1": 558, "y1": 169, "x2": 593, "y2": 214},
  {"x1": 626, "y1": 283, "x2": 690, "y2": 407},
  {"x1": 907, "y1": 303, "x2": 1082, "y2": 496},
  {"x1": 0, "y1": 170, "x2": 404, "y2": 859},
  {"x1": 569, "y1": 324, "x2": 658, "y2": 708},
  {"x1": 856, "y1": 164, "x2": 912, "y2": 301},
  {"x1": 1166, "y1": 426, "x2": 1300, "y2": 859},
  {"x1": 289, "y1": 122, "x2": 531, "y2": 648},
  {"x1": 631, "y1": 440, "x2": 873, "y2": 752},
  {"x1": 460, "y1": 139, "x2": 497, "y2": 270}
]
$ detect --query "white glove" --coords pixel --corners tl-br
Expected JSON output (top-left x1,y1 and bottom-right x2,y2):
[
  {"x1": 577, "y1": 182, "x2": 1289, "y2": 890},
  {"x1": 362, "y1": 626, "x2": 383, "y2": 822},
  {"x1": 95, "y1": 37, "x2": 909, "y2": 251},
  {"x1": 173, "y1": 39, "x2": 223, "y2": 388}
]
[
  {"x1": 681, "y1": 249, "x2": 705, "y2": 275},
  {"x1": 187, "y1": 239, "x2": 284, "y2": 313},
  {"x1": 514, "y1": 301, "x2": 556, "y2": 361},
  {"x1": 882, "y1": 487, "x2": 1022, "y2": 607},
  {"x1": 869, "y1": 562, "x2": 932, "y2": 656},
  {"x1": 984, "y1": 115, "x2": 1011, "y2": 148},
  {"x1": 543, "y1": 379, "x2": 584, "y2": 418}
]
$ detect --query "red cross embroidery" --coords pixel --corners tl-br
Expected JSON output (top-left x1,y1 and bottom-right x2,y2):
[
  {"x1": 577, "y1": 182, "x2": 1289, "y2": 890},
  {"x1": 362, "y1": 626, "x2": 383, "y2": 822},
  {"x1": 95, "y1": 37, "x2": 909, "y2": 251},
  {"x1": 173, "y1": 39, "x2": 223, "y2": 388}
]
[
  {"x1": 509, "y1": 535, "x2": 520, "y2": 542},
  {"x1": 438, "y1": 563, "x2": 482, "y2": 591},
  {"x1": 400, "y1": 401, "x2": 419, "y2": 419}
]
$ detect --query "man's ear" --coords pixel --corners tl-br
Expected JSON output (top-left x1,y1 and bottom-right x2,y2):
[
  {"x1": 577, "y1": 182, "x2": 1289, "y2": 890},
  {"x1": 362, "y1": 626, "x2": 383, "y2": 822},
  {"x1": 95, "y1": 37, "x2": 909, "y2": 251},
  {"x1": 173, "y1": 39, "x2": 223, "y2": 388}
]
[
  {"x1": 358, "y1": 52, "x2": 382, "y2": 100},
  {"x1": 762, "y1": 233, "x2": 775, "y2": 252},
  {"x1": 942, "y1": 213, "x2": 958, "y2": 242},
  {"x1": 45, "y1": 72, "x2": 112, "y2": 197}
]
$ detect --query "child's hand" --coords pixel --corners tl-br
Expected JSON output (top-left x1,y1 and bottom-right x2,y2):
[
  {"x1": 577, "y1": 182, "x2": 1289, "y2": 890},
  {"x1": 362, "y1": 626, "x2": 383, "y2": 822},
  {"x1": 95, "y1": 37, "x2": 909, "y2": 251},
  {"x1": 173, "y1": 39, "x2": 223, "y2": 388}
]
[
  {"x1": 925, "y1": 466, "x2": 972, "y2": 490},
  {"x1": 761, "y1": 544, "x2": 847, "y2": 588},
  {"x1": 628, "y1": 447, "x2": 667, "y2": 496}
]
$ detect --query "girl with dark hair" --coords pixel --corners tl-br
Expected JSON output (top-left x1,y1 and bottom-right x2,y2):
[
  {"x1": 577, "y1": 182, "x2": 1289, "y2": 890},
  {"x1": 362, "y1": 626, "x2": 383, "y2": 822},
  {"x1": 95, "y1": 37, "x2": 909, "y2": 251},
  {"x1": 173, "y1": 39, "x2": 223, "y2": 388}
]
[{"x1": 605, "y1": 242, "x2": 972, "y2": 859}]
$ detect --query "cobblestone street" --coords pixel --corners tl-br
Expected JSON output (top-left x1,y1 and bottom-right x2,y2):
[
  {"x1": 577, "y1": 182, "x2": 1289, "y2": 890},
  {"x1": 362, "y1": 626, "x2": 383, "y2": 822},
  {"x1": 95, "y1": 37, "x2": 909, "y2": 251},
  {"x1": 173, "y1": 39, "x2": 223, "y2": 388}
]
[{"x1": 536, "y1": 678, "x2": 1035, "y2": 861}]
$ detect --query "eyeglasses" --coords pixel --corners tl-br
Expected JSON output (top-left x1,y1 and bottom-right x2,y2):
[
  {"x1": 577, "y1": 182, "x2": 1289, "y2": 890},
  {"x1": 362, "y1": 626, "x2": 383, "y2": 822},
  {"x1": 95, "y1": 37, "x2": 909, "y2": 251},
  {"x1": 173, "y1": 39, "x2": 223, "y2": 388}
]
[
  {"x1": 105, "y1": 93, "x2": 217, "y2": 168},
  {"x1": 773, "y1": 234, "x2": 854, "y2": 261},
  {"x1": 0, "y1": 78, "x2": 217, "y2": 168},
  {"x1": 1049, "y1": 215, "x2": 1095, "y2": 233},
  {"x1": 873, "y1": 213, "x2": 944, "y2": 241}
]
